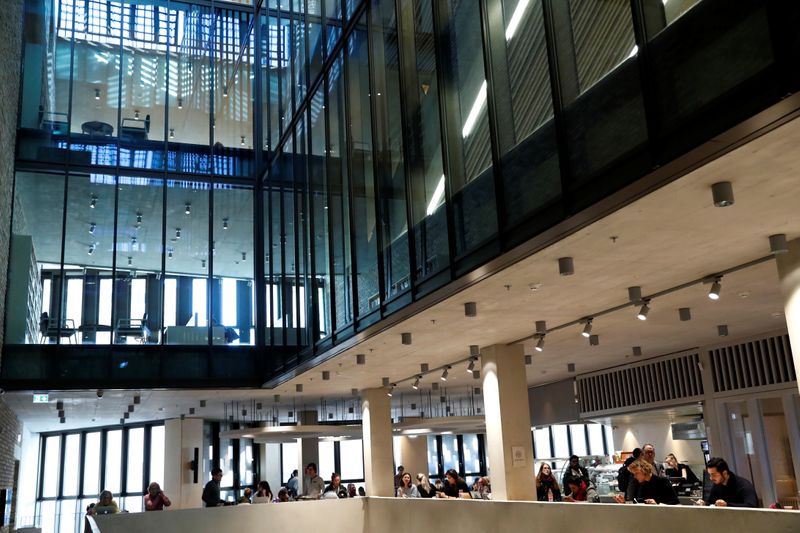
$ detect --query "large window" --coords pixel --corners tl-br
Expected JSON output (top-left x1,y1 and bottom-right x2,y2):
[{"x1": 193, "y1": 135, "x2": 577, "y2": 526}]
[{"x1": 35, "y1": 423, "x2": 165, "y2": 533}]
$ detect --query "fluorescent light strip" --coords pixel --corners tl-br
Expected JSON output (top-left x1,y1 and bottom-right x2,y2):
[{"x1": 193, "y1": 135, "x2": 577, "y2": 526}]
[
  {"x1": 505, "y1": 0, "x2": 530, "y2": 41},
  {"x1": 426, "y1": 175, "x2": 446, "y2": 216},
  {"x1": 461, "y1": 80, "x2": 487, "y2": 138}
]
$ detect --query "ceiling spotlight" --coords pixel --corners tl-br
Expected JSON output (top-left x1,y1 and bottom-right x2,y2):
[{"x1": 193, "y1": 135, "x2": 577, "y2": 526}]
[
  {"x1": 412, "y1": 376, "x2": 420, "y2": 390},
  {"x1": 464, "y1": 302, "x2": 477, "y2": 317},
  {"x1": 387, "y1": 385, "x2": 394, "y2": 397},
  {"x1": 223, "y1": 218, "x2": 229, "y2": 230},
  {"x1": 185, "y1": 203, "x2": 191, "y2": 215},
  {"x1": 94, "y1": 88, "x2": 101, "y2": 100},
  {"x1": 535, "y1": 334, "x2": 545, "y2": 352},
  {"x1": 130, "y1": 236, "x2": 137, "y2": 246},
  {"x1": 589, "y1": 334, "x2": 599, "y2": 346},
  {"x1": 581, "y1": 318, "x2": 593, "y2": 338},
  {"x1": 175, "y1": 228, "x2": 181, "y2": 239},
  {"x1": 88, "y1": 244, "x2": 95, "y2": 255},
  {"x1": 769, "y1": 234, "x2": 788, "y2": 254},
  {"x1": 241, "y1": 136, "x2": 246, "y2": 146},
  {"x1": 201, "y1": 259, "x2": 206, "y2": 269},
  {"x1": 177, "y1": 97, "x2": 183, "y2": 109},
  {"x1": 223, "y1": 88, "x2": 228, "y2": 98},
  {"x1": 711, "y1": 181, "x2": 734, "y2": 207},
  {"x1": 717, "y1": 324, "x2": 729, "y2": 337},
  {"x1": 637, "y1": 301, "x2": 650, "y2": 321},
  {"x1": 169, "y1": 128, "x2": 175, "y2": 139},
  {"x1": 708, "y1": 277, "x2": 722, "y2": 300},
  {"x1": 558, "y1": 256, "x2": 574, "y2": 276},
  {"x1": 440, "y1": 367, "x2": 450, "y2": 381},
  {"x1": 466, "y1": 359, "x2": 475, "y2": 373},
  {"x1": 134, "y1": 110, "x2": 140, "y2": 120},
  {"x1": 90, "y1": 196, "x2": 97, "y2": 209},
  {"x1": 127, "y1": 256, "x2": 132, "y2": 266},
  {"x1": 241, "y1": 252, "x2": 247, "y2": 262},
  {"x1": 136, "y1": 212, "x2": 142, "y2": 224},
  {"x1": 168, "y1": 248, "x2": 173, "y2": 259},
  {"x1": 89, "y1": 222, "x2": 96, "y2": 234}
]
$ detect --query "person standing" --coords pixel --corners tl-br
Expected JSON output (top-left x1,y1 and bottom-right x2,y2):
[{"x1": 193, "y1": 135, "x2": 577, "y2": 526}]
[
  {"x1": 144, "y1": 482, "x2": 171, "y2": 511},
  {"x1": 286, "y1": 469, "x2": 299, "y2": 498},
  {"x1": 561, "y1": 455, "x2": 590, "y2": 492},
  {"x1": 323, "y1": 472, "x2": 348, "y2": 498},
  {"x1": 202, "y1": 468, "x2": 224, "y2": 507},
  {"x1": 700, "y1": 457, "x2": 758, "y2": 507},
  {"x1": 302, "y1": 462, "x2": 325, "y2": 499},
  {"x1": 394, "y1": 466, "x2": 405, "y2": 489}
]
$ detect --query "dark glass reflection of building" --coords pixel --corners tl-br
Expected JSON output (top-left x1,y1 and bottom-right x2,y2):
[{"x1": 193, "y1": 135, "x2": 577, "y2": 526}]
[{"x1": 2, "y1": 0, "x2": 800, "y2": 528}]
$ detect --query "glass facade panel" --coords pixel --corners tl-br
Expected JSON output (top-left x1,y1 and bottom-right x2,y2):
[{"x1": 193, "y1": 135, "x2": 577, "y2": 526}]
[
  {"x1": 569, "y1": 424, "x2": 588, "y2": 456},
  {"x1": 347, "y1": 14, "x2": 379, "y2": 317},
  {"x1": 83, "y1": 432, "x2": 101, "y2": 496},
  {"x1": 340, "y1": 439, "x2": 364, "y2": 480},
  {"x1": 281, "y1": 441, "x2": 299, "y2": 482},
  {"x1": 441, "y1": 434, "x2": 458, "y2": 472},
  {"x1": 318, "y1": 441, "x2": 335, "y2": 479},
  {"x1": 126, "y1": 427, "x2": 145, "y2": 493},
  {"x1": 587, "y1": 424, "x2": 605, "y2": 456},
  {"x1": 462, "y1": 434, "x2": 480, "y2": 473},
  {"x1": 443, "y1": 0, "x2": 497, "y2": 255},
  {"x1": 42, "y1": 436, "x2": 61, "y2": 498},
  {"x1": 105, "y1": 429, "x2": 123, "y2": 493},
  {"x1": 534, "y1": 427, "x2": 552, "y2": 460},
  {"x1": 552, "y1": 425, "x2": 569, "y2": 458},
  {"x1": 150, "y1": 425, "x2": 165, "y2": 487},
  {"x1": 62, "y1": 434, "x2": 81, "y2": 497}
]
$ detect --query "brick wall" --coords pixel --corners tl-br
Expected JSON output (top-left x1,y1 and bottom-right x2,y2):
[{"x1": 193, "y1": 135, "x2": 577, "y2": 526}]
[{"x1": 0, "y1": 1, "x2": 25, "y2": 531}]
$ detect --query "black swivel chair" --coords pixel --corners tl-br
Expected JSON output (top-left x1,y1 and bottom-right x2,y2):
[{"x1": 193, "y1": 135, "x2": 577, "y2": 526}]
[{"x1": 115, "y1": 312, "x2": 152, "y2": 343}]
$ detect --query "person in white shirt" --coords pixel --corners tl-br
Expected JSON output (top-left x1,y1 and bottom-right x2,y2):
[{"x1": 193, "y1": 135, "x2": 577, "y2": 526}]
[{"x1": 302, "y1": 463, "x2": 325, "y2": 499}]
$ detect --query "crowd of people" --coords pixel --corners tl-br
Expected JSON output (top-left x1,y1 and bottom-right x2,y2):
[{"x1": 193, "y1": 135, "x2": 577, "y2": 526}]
[{"x1": 85, "y1": 446, "x2": 762, "y2": 518}]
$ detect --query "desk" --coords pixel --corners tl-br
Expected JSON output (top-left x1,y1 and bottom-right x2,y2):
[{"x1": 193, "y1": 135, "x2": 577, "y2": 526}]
[
  {"x1": 81, "y1": 121, "x2": 114, "y2": 136},
  {"x1": 165, "y1": 326, "x2": 225, "y2": 345}
]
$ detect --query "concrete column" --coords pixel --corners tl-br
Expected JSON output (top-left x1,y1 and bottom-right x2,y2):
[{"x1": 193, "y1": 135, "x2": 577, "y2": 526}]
[
  {"x1": 481, "y1": 343, "x2": 536, "y2": 501},
  {"x1": 261, "y1": 442, "x2": 282, "y2": 492},
  {"x1": 297, "y1": 410, "x2": 319, "y2": 494},
  {"x1": 396, "y1": 418, "x2": 429, "y2": 479},
  {"x1": 775, "y1": 238, "x2": 800, "y2": 396},
  {"x1": 163, "y1": 418, "x2": 204, "y2": 509},
  {"x1": 361, "y1": 388, "x2": 394, "y2": 497}
]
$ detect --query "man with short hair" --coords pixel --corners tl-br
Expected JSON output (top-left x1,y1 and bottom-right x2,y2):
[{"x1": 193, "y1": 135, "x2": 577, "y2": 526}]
[
  {"x1": 302, "y1": 462, "x2": 325, "y2": 499},
  {"x1": 202, "y1": 467, "x2": 224, "y2": 507},
  {"x1": 324, "y1": 472, "x2": 348, "y2": 498},
  {"x1": 561, "y1": 455, "x2": 589, "y2": 495},
  {"x1": 394, "y1": 466, "x2": 405, "y2": 489},
  {"x1": 701, "y1": 457, "x2": 758, "y2": 507}
]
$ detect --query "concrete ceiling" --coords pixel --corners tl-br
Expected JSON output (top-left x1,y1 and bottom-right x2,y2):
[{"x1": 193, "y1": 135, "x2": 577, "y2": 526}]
[{"x1": 6, "y1": 111, "x2": 800, "y2": 435}]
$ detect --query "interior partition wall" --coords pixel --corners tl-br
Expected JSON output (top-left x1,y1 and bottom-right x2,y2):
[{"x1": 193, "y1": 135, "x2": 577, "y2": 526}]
[{"x1": 6, "y1": 0, "x2": 800, "y2": 388}]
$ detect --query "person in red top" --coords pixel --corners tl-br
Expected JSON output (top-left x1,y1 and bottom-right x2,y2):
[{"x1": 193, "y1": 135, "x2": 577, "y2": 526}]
[{"x1": 144, "y1": 482, "x2": 172, "y2": 511}]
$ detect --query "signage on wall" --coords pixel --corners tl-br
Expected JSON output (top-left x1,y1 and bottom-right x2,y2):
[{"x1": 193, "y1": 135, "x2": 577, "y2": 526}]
[{"x1": 33, "y1": 393, "x2": 49, "y2": 403}]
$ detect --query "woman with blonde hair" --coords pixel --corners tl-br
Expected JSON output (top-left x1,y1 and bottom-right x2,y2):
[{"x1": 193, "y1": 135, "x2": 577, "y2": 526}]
[
  {"x1": 612, "y1": 459, "x2": 678, "y2": 505},
  {"x1": 416, "y1": 473, "x2": 435, "y2": 498},
  {"x1": 535, "y1": 463, "x2": 562, "y2": 501}
]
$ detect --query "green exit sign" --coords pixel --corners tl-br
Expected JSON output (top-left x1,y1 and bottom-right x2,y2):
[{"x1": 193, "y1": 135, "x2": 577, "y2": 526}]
[{"x1": 33, "y1": 394, "x2": 49, "y2": 404}]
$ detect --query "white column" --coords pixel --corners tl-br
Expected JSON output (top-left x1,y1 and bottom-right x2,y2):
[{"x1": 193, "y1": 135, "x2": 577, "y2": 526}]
[
  {"x1": 397, "y1": 418, "x2": 429, "y2": 479},
  {"x1": 297, "y1": 410, "x2": 319, "y2": 494},
  {"x1": 775, "y1": 237, "x2": 800, "y2": 396},
  {"x1": 481, "y1": 343, "x2": 536, "y2": 501},
  {"x1": 163, "y1": 418, "x2": 204, "y2": 509},
  {"x1": 262, "y1": 442, "x2": 282, "y2": 492},
  {"x1": 361, "y1": 388, "x2": 394, "y2": 497}
]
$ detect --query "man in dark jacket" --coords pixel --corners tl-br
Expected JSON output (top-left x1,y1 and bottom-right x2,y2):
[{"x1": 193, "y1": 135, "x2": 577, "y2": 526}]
[
  {"x1": 702, "y1": 457, "x2": 758, "y2": 507},
  {"x1": 561, "y1": 455, "x2": 590, "y2": 492},
  {"x1": 202, "y1": 468, "x2": 224, "y2": 507}
]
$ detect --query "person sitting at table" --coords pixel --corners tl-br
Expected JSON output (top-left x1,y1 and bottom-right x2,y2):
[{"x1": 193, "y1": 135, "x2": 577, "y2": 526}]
[
  {"x1": 277, "y1": 488, "x2": 290, "y2": 502},
  {"x1": 238, "y1": 487, "x2": 252, "y2": 504},
  {"x1": 563, "y1": 475, "x2": 600, "y2": 503},
  {"x1": 347, "y1": 483, "x2": 358, "y2": 498},
  {"x1": 396, "y1": 472, "x2": 419, "y2": 498},
  {"x1": 699, "y1": 457, "x2": 758, "y2": 508},
  {"x1": 88, "y1": 490, "x2": 120, "y2": 515},
  {"x1": 252, "y1": 481, "x2": 273, "y2": 504},
  {"x1": 613, "y1": 459, "x2": 678, "y2": 505},
  {"x1": 536, "y1": 463, "x2": 562, "y2": 501},
  {"x1": 416, "y1": 473, "x2": 435, "y2": 498},
  {"x1": 437, "y1": 469, "x2": 471, "y2": 498},
  {"x1": 323, "y1": 472, "x2": 348, "y2": 499},
  {"x1": 144, "y1": 482, "x2": 171, "y2": 511}
]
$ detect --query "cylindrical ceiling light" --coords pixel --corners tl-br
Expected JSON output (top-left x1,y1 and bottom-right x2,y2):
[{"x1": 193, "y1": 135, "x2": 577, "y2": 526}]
[
  {"x1": 769, "y1": 234, "x2": 788, "y2": 254},
  {"x1": 466, "y1": 359, "x2": 475, "y2": 373},
  {"x1": 711, "y1": 181, "x2": 734, "y2": 207},
  {"x1": 558, "y1": 257, "x2": 574, "y2": 276},
  {"x1": 708, "y1": 277, "x2": 722, "y2": 300},
  {"x1": 440, "y1": 367, "x2": 450, "y2": 381},
  {"x1": 464, "y1": 302, "x2": 477, "y2": 317},
  {"x1": 581, "y1": 318, "x2": 593, "y2": 338},
  {"x1": 628, "y1": 286, "x2": 642, "y2": 303},
  {"x1": 412, "y1": 376, "x2": 420, "y2": 390}
]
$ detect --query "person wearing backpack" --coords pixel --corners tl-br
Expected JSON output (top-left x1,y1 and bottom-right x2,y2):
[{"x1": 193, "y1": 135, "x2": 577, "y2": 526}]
[{"x1": 617, "y1": 447, "x2": 641, "y2": 495}]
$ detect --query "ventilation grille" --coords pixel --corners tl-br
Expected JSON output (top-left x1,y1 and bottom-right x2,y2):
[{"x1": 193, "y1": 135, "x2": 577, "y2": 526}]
[
  {"x1": 577, "y1": 352, "x2": 704, "y2": 415},
  {"x1": 709, "y1": 333, "x2": 795, "y2": 393}
]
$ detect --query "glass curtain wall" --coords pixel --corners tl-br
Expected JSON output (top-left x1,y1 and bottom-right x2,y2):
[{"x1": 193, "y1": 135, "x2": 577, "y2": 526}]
[{"x1": 35, "y1": 423, "x2": 165, "y2": 533}]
